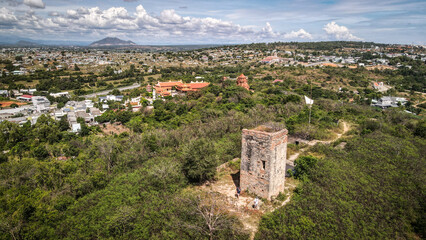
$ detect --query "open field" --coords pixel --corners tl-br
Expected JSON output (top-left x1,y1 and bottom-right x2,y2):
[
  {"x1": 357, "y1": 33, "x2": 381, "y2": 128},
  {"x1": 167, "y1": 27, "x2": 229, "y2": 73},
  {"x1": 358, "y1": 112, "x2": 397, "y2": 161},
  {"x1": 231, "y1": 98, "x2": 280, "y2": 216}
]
[
  {"x1": 143, "y1": 74, "x2": 161, "y2": 81},
  {"x1": 0, "y1": 101, "x2": 28, "y2": 108},
  {"x1": 15, "y1": 80, "x2": 40, "y2": 88}
]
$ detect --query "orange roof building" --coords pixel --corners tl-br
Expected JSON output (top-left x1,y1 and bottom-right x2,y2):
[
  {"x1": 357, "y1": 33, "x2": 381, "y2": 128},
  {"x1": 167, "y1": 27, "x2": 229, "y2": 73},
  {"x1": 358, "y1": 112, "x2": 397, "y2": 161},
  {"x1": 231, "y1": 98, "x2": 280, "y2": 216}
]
[
  {"x1": 184, "y1": 82, "x2": 210, "y2": 91},
  {"x1": 261, "y1": 56, "x2": 281, "y2": 63},
  {"x1": 237, "y1": 74, "x2": 250, "y2": 90},
  {"x1": 153, "y1": 81, "x2": 210, "y2": 97}
]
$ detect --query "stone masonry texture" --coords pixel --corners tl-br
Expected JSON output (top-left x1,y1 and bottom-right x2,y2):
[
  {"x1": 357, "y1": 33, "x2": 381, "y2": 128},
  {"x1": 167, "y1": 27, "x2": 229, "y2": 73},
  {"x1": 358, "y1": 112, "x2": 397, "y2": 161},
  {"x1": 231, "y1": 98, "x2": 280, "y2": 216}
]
[{"x1": 240, "y1": 126, "x2": 288, "y2": 200}]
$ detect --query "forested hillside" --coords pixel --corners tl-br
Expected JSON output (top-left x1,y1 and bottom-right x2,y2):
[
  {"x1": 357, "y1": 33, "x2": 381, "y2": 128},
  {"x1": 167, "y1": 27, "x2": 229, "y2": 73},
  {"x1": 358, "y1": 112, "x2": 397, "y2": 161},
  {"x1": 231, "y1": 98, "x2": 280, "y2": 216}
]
[
  {"x1": 1, "y1": 80, "x2": 425, "y2": 239},
  {"x1": 257, "y1": 112, "x2": 425, "y2": 239}
]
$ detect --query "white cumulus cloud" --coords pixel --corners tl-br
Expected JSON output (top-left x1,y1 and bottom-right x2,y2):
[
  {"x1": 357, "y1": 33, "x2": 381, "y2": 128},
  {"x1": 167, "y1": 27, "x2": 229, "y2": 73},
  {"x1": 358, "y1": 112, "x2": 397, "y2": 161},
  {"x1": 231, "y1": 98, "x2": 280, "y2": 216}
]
[
  {"x1": 0, "y1": 7, "x2": 18, "y2": 24},
  {"x1": 159, "y1": 9, "x2": 185, "y2": 24},
  {"x1": 260, "y1": 22, "x2": 279, "y2": 38},
  {"x1": 323, "y1": 21, "x2": 361, "y2": 40},
  {"x1": 23, "y1": 0, "x2": 45, "y2": 9},
  {"x1": 283, "y1": 29, "x2": 312, "y2": 39},
  {"x1": 0, "y1": 4, "x2": 352, "y2": 44}
]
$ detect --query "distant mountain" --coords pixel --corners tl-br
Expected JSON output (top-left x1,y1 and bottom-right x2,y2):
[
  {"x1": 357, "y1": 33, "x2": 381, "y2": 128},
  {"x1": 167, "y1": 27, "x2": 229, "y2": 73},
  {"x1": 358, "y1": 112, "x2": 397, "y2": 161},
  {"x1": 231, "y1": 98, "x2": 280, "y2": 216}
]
[
  {"x1": 16, "y1": 40, "x2": 43, "y2": 47},
  {"x1": 90, "y1": 37, "x2": 137, "y2": 47},
  {"x1": 36, "y1": 39, "x2": 91, "y2": 46}
]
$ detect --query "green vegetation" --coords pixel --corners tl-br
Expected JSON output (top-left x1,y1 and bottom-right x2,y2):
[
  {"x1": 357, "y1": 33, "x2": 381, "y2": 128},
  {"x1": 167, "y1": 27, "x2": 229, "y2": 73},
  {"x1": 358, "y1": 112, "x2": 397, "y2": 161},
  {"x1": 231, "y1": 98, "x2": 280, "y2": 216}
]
[
  {"x1": 256, "y1": 109, "x2": 425, "y2": 239},
  {"x1": 0, "y1": 42, "x2": 425, "y2": 239},
  {"x1": 0, "y1": 79, "x2": 351, "y2": 239},
  {"x1": 293, "y1": 155, "x2": 318, "y2": 181},
  {"x1": 2, "y1": 81, "x2": 424, "y2": 239}
]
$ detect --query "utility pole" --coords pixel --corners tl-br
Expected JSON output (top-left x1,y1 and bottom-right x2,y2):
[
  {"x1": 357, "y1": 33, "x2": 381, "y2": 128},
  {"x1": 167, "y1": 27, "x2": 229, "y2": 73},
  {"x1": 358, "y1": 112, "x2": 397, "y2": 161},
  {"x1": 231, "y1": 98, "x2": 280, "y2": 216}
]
[{"x1": 308, "y1": 104, "x2": 312, "y2": 125}]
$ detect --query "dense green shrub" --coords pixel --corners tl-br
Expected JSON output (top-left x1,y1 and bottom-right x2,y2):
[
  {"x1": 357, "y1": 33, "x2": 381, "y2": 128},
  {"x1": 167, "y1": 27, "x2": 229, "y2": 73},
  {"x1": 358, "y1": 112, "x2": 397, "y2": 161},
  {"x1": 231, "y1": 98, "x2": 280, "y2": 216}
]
[{"x1": 256, "y1": 131, "x2": 425, "y2": 239}]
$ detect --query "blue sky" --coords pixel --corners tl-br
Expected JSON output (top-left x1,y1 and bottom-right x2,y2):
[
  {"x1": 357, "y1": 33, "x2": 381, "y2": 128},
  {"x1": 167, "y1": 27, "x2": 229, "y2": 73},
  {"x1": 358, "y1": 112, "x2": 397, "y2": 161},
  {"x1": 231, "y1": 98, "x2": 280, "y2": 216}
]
[{"x1": 0, "y1": 0, "x2": 425, "y2": 44}]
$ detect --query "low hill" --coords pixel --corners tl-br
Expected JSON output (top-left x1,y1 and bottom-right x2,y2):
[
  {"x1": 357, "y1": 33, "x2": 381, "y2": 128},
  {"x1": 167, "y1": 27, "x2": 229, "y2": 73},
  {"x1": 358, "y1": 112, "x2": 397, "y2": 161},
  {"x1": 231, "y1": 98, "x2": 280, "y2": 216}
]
[
  {"x1": 15, "y1": 40, "x2": 43, "y2": 47},
  {"x1": 89, "y1": 37, "x2": 136, "y2": 47}
]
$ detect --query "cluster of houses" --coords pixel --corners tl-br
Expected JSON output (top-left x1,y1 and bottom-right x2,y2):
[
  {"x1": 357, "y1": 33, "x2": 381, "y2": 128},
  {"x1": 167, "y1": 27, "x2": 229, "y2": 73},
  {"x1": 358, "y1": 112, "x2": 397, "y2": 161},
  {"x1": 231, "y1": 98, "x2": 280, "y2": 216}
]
[
  {"x1": 0, "y1": 48, "x2": 120, "y2": 74},
  {"x1": 53, "y1": 100, "x2": 102, "y2": 132},
  {"x1": 1, "y1": 43, "x2": 422, "y2": 128},
  {"x1": 0, "y1": 90, "x2": 105, "y2": 132},
  {"x1": 0, "y1": 78, "x2": 212, "y2": 129},
  {"x1": 1, "y1": 44, "x2": 424, "y2": 80},
  {"x1": 0, "y1": 77, "x2": 416, "y2": 132}
]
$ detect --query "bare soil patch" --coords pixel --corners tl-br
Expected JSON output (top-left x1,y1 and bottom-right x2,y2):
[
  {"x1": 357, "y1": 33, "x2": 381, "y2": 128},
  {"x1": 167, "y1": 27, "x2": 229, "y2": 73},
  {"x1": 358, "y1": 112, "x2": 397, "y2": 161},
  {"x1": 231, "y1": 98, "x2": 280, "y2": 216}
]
[
  {"x1": 100, "y1": 122, "x2": 129, "y2": 135},
  {"x1": 0, "y1": 101, "x2": 28, "y2": 108}
]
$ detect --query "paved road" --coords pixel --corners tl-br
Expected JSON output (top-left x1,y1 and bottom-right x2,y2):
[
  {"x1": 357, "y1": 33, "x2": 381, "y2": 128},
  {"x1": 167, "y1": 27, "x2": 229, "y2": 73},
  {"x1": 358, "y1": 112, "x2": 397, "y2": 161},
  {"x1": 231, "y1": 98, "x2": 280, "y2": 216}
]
[{"x1": 82, "y1": 83, "x2": 141, "y2": 99}]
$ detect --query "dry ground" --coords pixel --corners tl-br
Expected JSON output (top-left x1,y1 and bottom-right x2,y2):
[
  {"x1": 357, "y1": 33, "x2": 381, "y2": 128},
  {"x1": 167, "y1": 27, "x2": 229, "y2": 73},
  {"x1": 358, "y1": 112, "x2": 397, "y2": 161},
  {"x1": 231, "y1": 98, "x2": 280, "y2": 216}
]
[
  {"x1": 100, "y1": 122, "x2": 129, "y2": 135},
  {"x1": 0, "y1": 101, "x2": 28, "y2": 108}
]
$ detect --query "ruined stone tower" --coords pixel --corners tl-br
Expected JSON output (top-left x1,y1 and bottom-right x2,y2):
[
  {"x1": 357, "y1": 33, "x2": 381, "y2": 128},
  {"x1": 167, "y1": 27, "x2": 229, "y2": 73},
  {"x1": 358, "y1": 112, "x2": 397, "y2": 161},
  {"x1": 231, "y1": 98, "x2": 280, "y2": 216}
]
[{"x1": 240, "y1": 125, "x2": 287, "y2": 200}]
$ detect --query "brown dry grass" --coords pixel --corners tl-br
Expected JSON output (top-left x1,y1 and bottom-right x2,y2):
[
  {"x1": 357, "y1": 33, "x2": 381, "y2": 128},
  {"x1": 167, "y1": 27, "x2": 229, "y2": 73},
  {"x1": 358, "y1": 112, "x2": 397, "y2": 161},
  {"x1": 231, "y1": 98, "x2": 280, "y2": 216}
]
[{"x1": 101, "y1": 123, "x2": 129, "y2": 135}]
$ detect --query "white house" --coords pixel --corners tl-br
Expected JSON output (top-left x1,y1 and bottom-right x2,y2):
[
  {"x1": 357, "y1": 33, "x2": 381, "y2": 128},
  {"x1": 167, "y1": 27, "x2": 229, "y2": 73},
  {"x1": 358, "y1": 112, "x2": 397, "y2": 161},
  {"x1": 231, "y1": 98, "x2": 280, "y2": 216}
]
[
  {"x1": 99, "y1": 95, "x2": 123, "y2": 102},
  {"x1": 32, "y1": 96, "x2": 50, "y2": 112},
  {"x1": 0, "y1": 90, "x2": 8, "y2": 96},
  {"x1": 72, "y1": 123, "x2": 81, "y2": 133},
  {"x1": 17, "y1": 95, "x2": 33, "y2": 102},
  {"x1": 84, "y1": 100, "x2": 94, "y2": 108},
  {"x1": 372, "y1": 96, "x2": 407, "y2": 108},
  {"x1": 13, "y1": 70, "x2": 25, "y2": 75},
  {"x1": 50, "y1": 92, "x2": 70, "y2": 98}
]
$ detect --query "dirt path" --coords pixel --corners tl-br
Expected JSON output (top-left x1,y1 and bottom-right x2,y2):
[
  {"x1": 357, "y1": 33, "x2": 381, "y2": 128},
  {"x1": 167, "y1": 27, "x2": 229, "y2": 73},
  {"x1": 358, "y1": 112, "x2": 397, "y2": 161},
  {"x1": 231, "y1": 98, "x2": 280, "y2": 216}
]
[
  {"x1": 199, "y1": 121, "x2": 351, "y2": 239},
  {"x1": 287, "y1": 121, "x2": 350, "y2": 166},
  {"x1": 414, "y1": 100, "x2": 426, "y2": 108}
]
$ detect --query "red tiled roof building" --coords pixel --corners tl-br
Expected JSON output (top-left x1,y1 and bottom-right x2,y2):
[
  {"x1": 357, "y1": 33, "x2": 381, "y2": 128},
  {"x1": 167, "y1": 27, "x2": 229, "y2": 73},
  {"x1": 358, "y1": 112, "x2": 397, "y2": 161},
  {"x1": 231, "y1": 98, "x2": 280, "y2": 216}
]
[{"x1": 154, "y1": 81, "x2": 210, "y2": 97}]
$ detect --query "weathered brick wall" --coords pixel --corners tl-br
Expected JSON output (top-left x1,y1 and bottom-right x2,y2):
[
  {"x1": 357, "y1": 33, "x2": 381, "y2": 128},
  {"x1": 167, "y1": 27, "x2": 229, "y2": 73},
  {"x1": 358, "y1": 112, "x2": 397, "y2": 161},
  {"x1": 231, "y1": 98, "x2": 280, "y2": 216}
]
[{"x1": 240, "y1": 127, "x2": 287, "y2": 199}]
